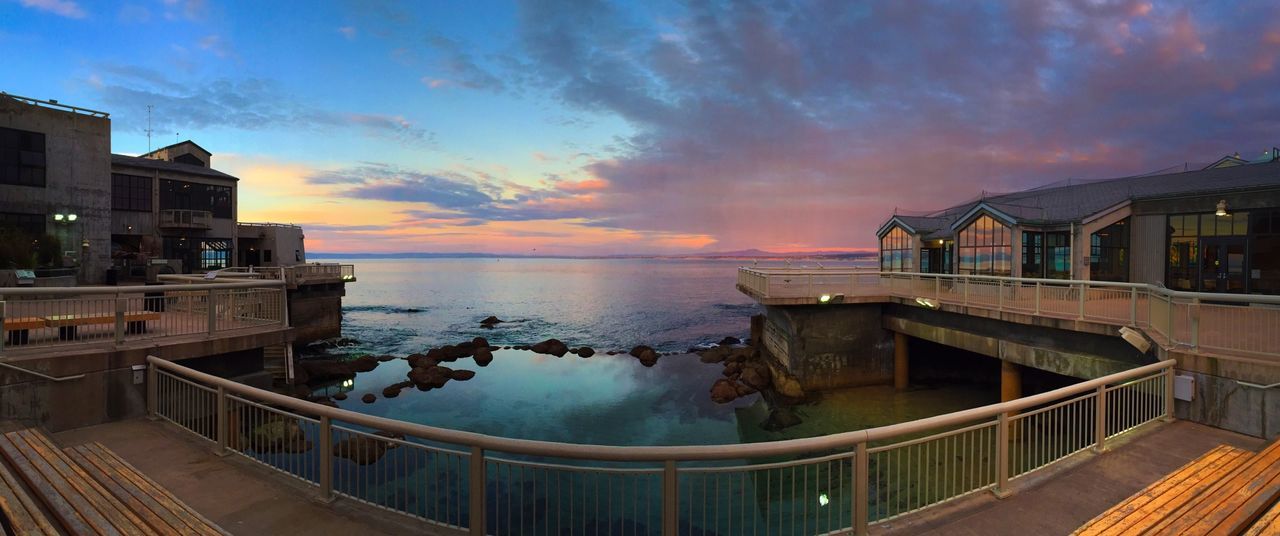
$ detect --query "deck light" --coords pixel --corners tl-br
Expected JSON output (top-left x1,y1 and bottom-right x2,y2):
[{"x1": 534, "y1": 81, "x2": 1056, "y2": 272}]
[
  {"x1": 53, "y1": 213, "x2": 65, "y2": 221},
  {"x1": 1216, "y1": 200, "x2": 1228, "y2": 217},
  {"x1": 819, "y1": 294, "x2": 831, "y2": 303},
  {"x1": 819, "y1": 493, "x2": 830, "y2": 506},
  {"x1": 67, "y1": 214, "x2": 77, "y2": 222},
  {"x1": 915, "y1": 297, "x2": 939, "y2": 309}
]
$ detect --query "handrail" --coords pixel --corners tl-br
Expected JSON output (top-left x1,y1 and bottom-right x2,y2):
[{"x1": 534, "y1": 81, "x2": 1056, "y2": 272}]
[
  {"x1": 0, "y1": 279, "x2": 285, "y2": 296},
  {"x1": 148, "y1": 355, "x2": 1173, "y2": 462},
  {"x1": 0, "y1": 360, "x2": 85, "y2": 382}
]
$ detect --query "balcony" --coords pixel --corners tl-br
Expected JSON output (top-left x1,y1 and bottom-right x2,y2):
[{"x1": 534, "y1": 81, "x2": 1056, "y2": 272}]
[{"x1": 159, "y1": 209, "x2": 213, "y2": 230}]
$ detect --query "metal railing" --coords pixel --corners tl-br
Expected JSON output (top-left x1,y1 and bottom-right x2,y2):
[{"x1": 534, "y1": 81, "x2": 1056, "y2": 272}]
[
  {"x1": 738, "y1": 268, "x2": 1280, "y2": 361},
  {"x1": 288, "y1": 263, "x2": 357, "y2": 284},
  {"x1": 148, "y1": 356, "x2": 1174, "y2": 535},
  {"x1": 0, "y1": 280, "x2": 287, "y2": 354}
]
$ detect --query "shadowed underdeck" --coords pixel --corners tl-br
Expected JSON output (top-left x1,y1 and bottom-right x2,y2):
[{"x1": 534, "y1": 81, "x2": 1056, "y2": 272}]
[{"x1": 49, "y1": 418, "x2": 1264, "y2": 536}]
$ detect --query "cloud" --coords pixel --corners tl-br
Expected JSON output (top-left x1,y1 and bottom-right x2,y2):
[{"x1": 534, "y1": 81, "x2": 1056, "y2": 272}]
[
  {"x1": 337, "y1": 26, "x2": 357, "y2": 40},
  {"x1": 85, "y1": 67, "x2": 435, "y2": 147},
  {"x1": 423, "y1": 34, "x2": 506, "y2": 91},
  {"x1": 161, "y1": 0, "x2": 205, "y2": 21},
  {"x1": 19, "y1": 0, "x2": 86, "y2": 18},
  {"x1": 499, "y1": 0, "x2": 1280, "y2": 250},
  {"x1": 197, "y1": 34, "x2": 234, "y2": 59}
]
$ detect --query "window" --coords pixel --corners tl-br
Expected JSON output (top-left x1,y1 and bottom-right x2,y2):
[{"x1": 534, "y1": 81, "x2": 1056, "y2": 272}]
[
  {"x1": 957, "y1": 215, "x2": 1012, "y2": 276},
  {"x1": 1091, "y1": 218, "x2": 1130, "y2": 282},
  {"x1": 1021, "y1": 231, "x2": 1043, "y2": 278},
  {"x1": 111, "y1": 174, "x2": 152, "y2": 212},
  {"x1": 1167, "y1": 214, "x2": 1199, "y2": 291},
  {"x1": 0, "y1": 127, "x2": 46, "y2": 187},
  {"x1": 1251, "y1": 210, "x2": 1280, "y2": 294},
  {"x1": 159, "y1": 180, "x2": 233, "y2": 218},
  {"x1": 200, "y1": 240, "x2": 231, "y2": 269},
  {"x1": 263, "y1": 249, "x2": 272, "y2": 263},
  {"x1": 879, "y1": 226, "x2": 913, "y2": 272},
  {"x1": 0, "y1": 212, "x2": 44, "y2": 237}
]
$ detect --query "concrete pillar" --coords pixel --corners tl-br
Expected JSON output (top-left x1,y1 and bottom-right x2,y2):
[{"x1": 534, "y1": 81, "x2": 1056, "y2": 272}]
[
  {"x1": 893, "y1": 331, "x2": 909, "y2": 391},
  {"x1": 1001, "y1": 360, "x2": 1023, "y2": 402}
]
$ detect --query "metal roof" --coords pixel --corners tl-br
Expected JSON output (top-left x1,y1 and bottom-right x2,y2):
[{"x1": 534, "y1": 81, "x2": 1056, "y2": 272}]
[{"x1": 111, "y1": 154, "x2": 239, "y2": 181}]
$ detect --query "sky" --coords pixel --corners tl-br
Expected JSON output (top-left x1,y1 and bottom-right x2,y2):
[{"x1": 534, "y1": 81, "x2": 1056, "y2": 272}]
[{"x1": 2, "y1": 0, "x2": 1279, "y2": 255}]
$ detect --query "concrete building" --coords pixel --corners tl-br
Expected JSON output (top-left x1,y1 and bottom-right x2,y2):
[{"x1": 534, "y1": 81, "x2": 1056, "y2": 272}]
[
  {"x1": 0, "y1": 94, "x2": 113, "y2": 283},
  {"x1": 877, "y1": 152, "x2": 1280, "y2": 293},
  {"x1": 236, "y1": 222, "x2": 306, "y2": 267}
]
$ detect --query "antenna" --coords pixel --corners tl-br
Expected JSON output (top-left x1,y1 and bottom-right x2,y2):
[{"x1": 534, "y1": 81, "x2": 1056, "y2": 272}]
[{"x1": 145, "y1": 104, "x2": 154, "y2": 152}]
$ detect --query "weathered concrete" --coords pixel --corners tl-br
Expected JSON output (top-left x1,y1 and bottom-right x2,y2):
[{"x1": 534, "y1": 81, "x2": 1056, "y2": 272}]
[
  {"x1": 883, "y1": 305, "x2": 1154, "y2": 380},
  {"x1": 288, "y1": 283, "x2": 346, "y2": 345},
  {"x1": 1000, "y1": 361, "x2": 1022, "y2": 402},
  {"x1": 893, "y1": 331, "x2": 909, "y2": 390},
  {"x1": 762, "y1": 303, "x2": 893, "y2": 390},
  {"x1": 877, "y1": 421, "x2": 1264, "y2": 535},
  {"x1": 54, "y1": 419, "x2": 440, "y2": 536}
]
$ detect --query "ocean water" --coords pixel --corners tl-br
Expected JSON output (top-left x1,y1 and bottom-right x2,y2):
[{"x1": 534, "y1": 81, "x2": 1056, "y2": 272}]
[{"x1": 315, "y1": 258, "x2": 991, "y2": 447}]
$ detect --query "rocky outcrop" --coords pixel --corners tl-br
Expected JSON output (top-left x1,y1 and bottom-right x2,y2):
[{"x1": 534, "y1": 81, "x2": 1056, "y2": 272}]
[
  {"x1": 719, "y1": 336, "x2": 741, "y2": 346},
  {"x1": 472, "y1": 347, "x2": 494, "y2": 367},
  {"x1": 480, "y1": 316, "x2": 503, "y2": 327},
  {"x1": 531, "y1": 339, "x2": 569, "y2": 357},
  {"x1": 739, "y1": 365, "x2": 771, "y2": 390},
  {"x1": 472, "y1": 337, "x2": 489, "y2": 349},
  {"x1": 577, "y1": 347, "x2": 595, "y2": 358},
  {"x1": 350, "y1": 355, "x2": 380, "y2": 373},
  {"x1": 297, "y1": 359, "x2": 359, "y2": 384},
  {"x1": 450, "y1": 369, "x2": 476, "y2": 381},
  {"x1": 699, "y1": 346, "x2": 729, "y2": 364},
  {"x1": 382, "y1": 381, "x2": 412, "y2": 398},
  {"x1": 710, "y1": 379, "x2": 738, "y2": 403}
]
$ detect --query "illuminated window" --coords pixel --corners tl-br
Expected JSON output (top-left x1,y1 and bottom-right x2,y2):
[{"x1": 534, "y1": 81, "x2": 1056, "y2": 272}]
[
  {"x1": 1090, "y1": 218, "x2": 1130, "y2": 282},
  {"x1": 879, "y1": 226, "x2": 913, "y2": 272},
  {"x1": 957, "y1": 214, "x2": 1011, "y2": 276}
]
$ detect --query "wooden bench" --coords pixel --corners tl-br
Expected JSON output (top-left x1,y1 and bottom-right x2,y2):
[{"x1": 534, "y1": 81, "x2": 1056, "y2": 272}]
[
  {"x1": 0, "y1": 428, "x2": 160, "y2": 535},
  {"x1": 2, "y1": 317, "x2": 45, "y2": 346},
  {"x1": 1076, "y1": 441, "x2": 1280, "y2": 535},
  {"x1": 43, "y1": 312, "x2": 162, "y2": 340},
  {"x1": 0, "y1": 456, "x2": 59, "y2": 535},
  {"x1": 64, "y1": 443, "x2": 227, "y2": 536}
]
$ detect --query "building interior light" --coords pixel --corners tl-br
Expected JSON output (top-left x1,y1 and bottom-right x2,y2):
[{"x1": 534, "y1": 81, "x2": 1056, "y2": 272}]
[{"x1": 1216, "y1": 200, "x2": 1229, "y2": 217}]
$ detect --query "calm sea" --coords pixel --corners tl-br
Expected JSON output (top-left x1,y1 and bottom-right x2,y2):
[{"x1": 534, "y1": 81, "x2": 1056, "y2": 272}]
[{"x1": 316, "y1": 257, "x2": 990, "y2": 446}]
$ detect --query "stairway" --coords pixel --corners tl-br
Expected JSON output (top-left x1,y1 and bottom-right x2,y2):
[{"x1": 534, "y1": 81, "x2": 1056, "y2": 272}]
[{"x1": 262, "y1": 343, "x2": 294, "y2": 384}]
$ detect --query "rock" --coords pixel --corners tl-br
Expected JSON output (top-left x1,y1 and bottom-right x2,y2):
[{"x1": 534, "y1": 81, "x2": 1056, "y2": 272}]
[
  {"x1": 629, "y1": 345, "x2": 652, "y2": 358},
  {"x1": 350, "y1": 355, "x2": 380, "y2": 373},
  {"x1": 740, "y1": 365, "x2": 771, "y2": 390},
  {"x1": 297, "y1": 359, "x2": 357, "y2": 384},
  {"x1": 361, "y1": 393, "x2": 376, "y2": 403},
  {"x1": 636, "y1": 348, "x2": 659, "y2": 367},
  {"x1": 503, "y1": 346, "x2": 512, "y2": 350},
  {"x1": 762, "y1": 408, "x2": 803, "y2": 431},
  {"x1": 719, "y1": 336, "x2": 741, "y2": 346},
  {"x1": 735, "y1": 383, "x2": 758, "y2": 397},
  {"x1": 376, "y1": 354, "x2": 398, "y2": 362},
  {"x1": 406, "y1": 353, "x2": 438, "y2": 369},
  {"x1": 473, "y1": 347, "x2": 494, "y2": 367},
  {"x1": 245, "y1": 418, "x2": 312, "y2": 453},
  {"x1": 313, "y1": 398, "x2": 339, "y2": 408},
  {"x1": 450, "y1": 369, "x2": 476, "y2": 381},
  {"x1": 333, "y1": 432, "x2": 403, "y2": 465},
  {"x1": 531, "y1": 339, "x2": 569, "y2": 357},
  {"x1": 472, "y1": 337, "x2": 489, "y2": 348},
  {"x1": 432, "y1": 345, "x2": 470, "y2": 362},
  {"x1": 480, "y1": 315, "x2": 503, "y2": 326},
  {"x1": 280, "y1": 384, "x2": 312, "y2": 399},
  {"x1": 332, "y1": 392, "x2": 347, "y2": 401},
  {"x1": 408, "y1": 367, "x2": 434, "y2": 385},
  {"x1": 578, "y1": 347, "x2": 595, "y2": 358},
  {"x1": 722, "y1": 361, "x2": 744, "y2": 377},
  {"x1": 382, "y1": 381, "x2": 412, "y2": 398},
  {"x1": 569, "y1": 347, "x2": 580, "y2": 355},
  {"x1": 699, "y1": 347, "x2": 729, "y2": 364},
  {"x1": 606, "y1": 351, "x2": 617, "y2": 355},
  {"x1": 710, "y1": 379, "x2": 738, "y2": 403},
  {"x1": 769, "y1": 365, "x2": 806, "y2": 399}
]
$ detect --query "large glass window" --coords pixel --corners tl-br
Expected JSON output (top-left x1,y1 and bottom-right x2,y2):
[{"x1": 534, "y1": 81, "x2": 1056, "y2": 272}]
[
  {"x1": 1252, "y1": 210, "x2": 1280, "y2": 294},
  {"x1": 0, "y1": 127, "x2": 46, "y2": 187},
  {"x1": 159, "y1": 180, "x2": 233, "y2": 218},
  {"x1": 1167, "y1": 212, "x2": 1250, "y2": 291},
  {"x1": 957, "y1": 215, "x2": 1011, "y2": 276},
  {"x1": 111, "y1": 174, "x2": 152, "y2": 212},
  {"x1": 200, "y1": 239, "x2": 231, "y2": 269},
  {"x1": 1021, "y1": 231, "x2": 1043, "y2": 278},
  {"x1": 879, "y1": 227, "x2": 913, "y2": 272},
  {"x1": 1091, "y1": 218, "x2": 1130, "y2": 282}
]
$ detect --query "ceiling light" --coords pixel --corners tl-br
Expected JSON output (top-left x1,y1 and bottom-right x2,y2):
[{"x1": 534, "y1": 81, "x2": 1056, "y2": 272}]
[{"x1": 1216, "y1": 200, "x2": 1228, "y2": 217}]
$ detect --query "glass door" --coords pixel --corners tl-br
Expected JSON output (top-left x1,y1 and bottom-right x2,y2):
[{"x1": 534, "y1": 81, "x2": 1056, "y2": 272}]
[{"x1": 1200, "y1": 238, "x2": 1247, "y2": 293}]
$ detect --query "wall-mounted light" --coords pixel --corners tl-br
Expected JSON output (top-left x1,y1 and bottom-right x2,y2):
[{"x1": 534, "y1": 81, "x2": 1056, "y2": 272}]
[
  {"x1": 1216, "y1": 200, "x2": 1229, "y2": 217},
  {"x1": 53, "y1": 213, "x2": 65, "y2": 221},
  {"x1": 67, "y1": 214, "x2": 77, "y2": 222}
]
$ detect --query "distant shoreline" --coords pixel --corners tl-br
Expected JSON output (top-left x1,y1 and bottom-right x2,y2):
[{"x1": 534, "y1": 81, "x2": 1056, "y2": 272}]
[{"x1": 309, "y1": 251, "x2": 877, "y2": 261}]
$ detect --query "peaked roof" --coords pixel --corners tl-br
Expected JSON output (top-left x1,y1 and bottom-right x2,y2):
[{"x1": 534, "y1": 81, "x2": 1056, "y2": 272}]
[
  {"x1": 879, "y1": 158, "x2": 1280, "y2": 236},
  {"x1": 111, "y1": 154, "x2": 238, "y2": 181}
]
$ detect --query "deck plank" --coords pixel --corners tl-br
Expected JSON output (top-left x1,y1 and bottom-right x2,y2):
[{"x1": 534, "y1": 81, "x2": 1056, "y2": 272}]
[
  {"x1": 0, "y1": 433, "x2": 106, "y2": 535},
  {"x1": 71, "y1": 443, "x2": 227, "y2": 536},
  {"x1": 1148, "y1": 439, "x2": 1280, "y2": 534},
  {"x1": 0, "y1": 458, "x2": 59, "y2": 536}
]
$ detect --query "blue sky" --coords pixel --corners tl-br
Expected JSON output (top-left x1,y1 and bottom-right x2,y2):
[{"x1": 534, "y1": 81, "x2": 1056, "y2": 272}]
[{"x1": 3, "y1": 0, "x2": 1279, "y2": 254}]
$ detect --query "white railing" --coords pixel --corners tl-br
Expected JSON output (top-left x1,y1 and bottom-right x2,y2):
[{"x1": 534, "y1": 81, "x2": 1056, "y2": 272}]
[
  {"x1": 0, "y1": 280, "x2": 287, "y2": 354},
  {"x1": 738, "y1": 268, "x2": 1280, "y2": 362},
  {"x1": 148, "y1": 356, "x2": 1174, "y2": 535},
  {"x1": 287, "y1": 263, "x2": 357, "y2": 285}
]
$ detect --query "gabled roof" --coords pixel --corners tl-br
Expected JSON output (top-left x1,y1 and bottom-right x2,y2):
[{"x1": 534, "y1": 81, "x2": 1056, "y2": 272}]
[
  {"x1": 876, "y1": 215, "x2": 948, "y2": 237},
  {"x1": 141, "y1": 139, "x2": 213, "y2": 159},
  {"x1": 111, "y1": 154, "x2": 239, "y2": 181},
  {"x1": 877, "y1": 159, "x2": 1280, "y2": 238}
]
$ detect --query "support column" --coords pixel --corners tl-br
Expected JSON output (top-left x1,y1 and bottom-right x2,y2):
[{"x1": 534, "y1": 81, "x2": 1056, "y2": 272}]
[
  {"x1": 1000, "y1": 360, "x2": 1023, "y2": 402},
  {"x1": 893, "y1": 331, "x2": 909, "y2": 391}
]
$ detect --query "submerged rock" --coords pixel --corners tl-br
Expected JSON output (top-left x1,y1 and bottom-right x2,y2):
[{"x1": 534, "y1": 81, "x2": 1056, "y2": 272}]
[
  {"x1": 245, "y1": 418, "x2": 312, "y2": 453},
  {"x1": 333, "y1": 431, "x2": 404, "y2": 465},
  {"x1": 332, "y1": 392, "x2": 347, "y2": 401},
  {"x1": 450, "y1": 369, "x2": 476, "y2": 381},
  {"x1": 382, "y1": 381, "x2": 412, "y2": 398},
  {"x1": 710, "y1": 379, "x2": 738, "y2": 403},
  {"x1": 361, "y1": 393, "x2": 376, "y2": 403}
]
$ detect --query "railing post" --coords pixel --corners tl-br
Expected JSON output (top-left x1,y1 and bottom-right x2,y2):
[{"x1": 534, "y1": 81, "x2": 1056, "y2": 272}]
[
  {"x1": 1163, "y1": 366, "x2": 1176, "y2": 422},
  {"x1": 934, "y1": 276, "x2": 941, "y2": 301},
  {"x1": 1094, "y1": 384, "x2": 1108, "y2": 453},
  {"x1": 207, "y1": 288, "x2": 217, "y2": 334},
  {"x1": 469, "y1": 446, "x2": 486, "y2": 535},
  {"x1": 1129, "y1": 287, "x2": 1138, "y2": 325},
  {"x1": 997, "y1": 280, "x2": 1004, "y2": 311},
  {"x1": 146, "y1": 362, "x2": 157, "y2": 420},
  {"x1": 1166, "y1": 295, "x2": 1175, "y2": 344},
  {"x1": 854, "y1": 442, "x2": 869, "y2": 536},
  {"x1": 114, "y1": 296, "x2": 126, "y2": 344},
  {"x1": 1034, "y1": 282, "x2": 1041, "y2": 315},
  {"x1": 1190, "y1": 298, "x2": 1200, "y2": 350},
  {"x1": 0, "y1": 299, "x2": 6, "y2": 355},
  {"x1": 963, "y1": 277, "x2": 969, "y2": 305},
  {"x1": 278, "y1": 287, "x2": 290, "y2": 328},
  {"x1": 663, "y1": 460, "x2": 678, "y2": 535},
  {"x1": 318, "y1": 415, "x2": 334, "y2": 503},
  {"x1": 1078, "y1": 283, "x2": 1087, "y2": 319},
  {"x1": 215, "y1": 386, "x2": 228, "y2": 456},
  {"x1": 994, "y1": 411, "x2": 1011, "y2": 498}
]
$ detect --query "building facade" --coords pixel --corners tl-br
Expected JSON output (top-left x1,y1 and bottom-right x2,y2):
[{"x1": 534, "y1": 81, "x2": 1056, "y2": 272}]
[{"x1": 878, "y1": 153, "x2": 1280, "y2": 294}]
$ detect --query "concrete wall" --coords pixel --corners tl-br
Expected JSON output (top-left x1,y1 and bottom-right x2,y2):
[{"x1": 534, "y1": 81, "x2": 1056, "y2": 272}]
[
  {"x1": 238, "y1": 224, "x2": 306, "y2": 266},
  {"x1": 1130, "y1": 214, "x2": 1166, "y2": 285},
  {"x1": 289, "y1": 284, "x2": 346, "y2": 345},
  {"x1": 761, "y1": 303, "x2": 894, "y2": 390},
  {"x1": 0, "y1": 98, "x2": 112, "y2": 283}
]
